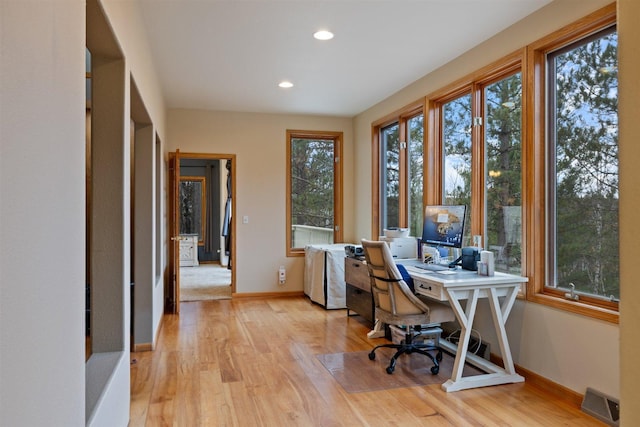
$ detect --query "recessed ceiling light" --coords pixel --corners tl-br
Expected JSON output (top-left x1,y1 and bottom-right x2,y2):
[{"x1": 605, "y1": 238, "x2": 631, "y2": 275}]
[
  {"x1": 313, "y1": 30, "x2": 334, "y2": 41},
  {"x1": 278, "y1": 81, "x2": 294, "y2": 88}
]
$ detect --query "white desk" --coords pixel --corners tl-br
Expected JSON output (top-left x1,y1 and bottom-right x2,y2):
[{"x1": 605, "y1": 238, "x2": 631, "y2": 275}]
[{"x1": 407, "y1": 267, "x2": 527, "y2": 392}]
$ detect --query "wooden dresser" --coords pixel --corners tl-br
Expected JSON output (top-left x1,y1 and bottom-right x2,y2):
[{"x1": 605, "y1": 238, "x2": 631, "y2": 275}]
[{"x1": 344, "y1": 257, "x2": 374, "y2": 325}]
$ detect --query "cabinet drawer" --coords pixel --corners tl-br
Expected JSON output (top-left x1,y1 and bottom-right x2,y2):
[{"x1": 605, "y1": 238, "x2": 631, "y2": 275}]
[
  {"x1": 413, "y1": 279, "x2": 446, "y2": 300},
  {"x1": 345, "y1": 258, "x2": 370, "y2": 292},
  {"x1": 346, "y1": 284, "x2": 374, "y2": 323}
]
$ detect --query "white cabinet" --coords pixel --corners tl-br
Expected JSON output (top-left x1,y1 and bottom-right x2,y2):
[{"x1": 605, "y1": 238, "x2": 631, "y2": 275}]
[
  {"x1": 179, "y1": 234, "x2": 199, "y2": 267},
  {"x1": 304, "y1": 244, "x2": 350, "y2": 309}
]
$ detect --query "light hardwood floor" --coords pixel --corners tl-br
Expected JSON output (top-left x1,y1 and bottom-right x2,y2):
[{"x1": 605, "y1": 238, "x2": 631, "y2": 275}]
[{"x1": 130, "y1": 296, "x2": 605, "y2": 426}]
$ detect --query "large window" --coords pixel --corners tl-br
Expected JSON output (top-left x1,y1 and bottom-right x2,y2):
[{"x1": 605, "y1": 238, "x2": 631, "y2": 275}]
[
  {"x1": 374, "y1": 105, "x2": 424, "y2": 238},
  {"x1": 526, "y1": 4, "x2": 618, "y2": 320},
  {"x1": 372, "y1": 4, "x2": 617, "y2": 321},
  {"x1": 407, "y1": 115, "x2": 425, "y2": 235},
  {"x1": 485, "y1": 73, "x2": 523, "y2": 274},
  {"x1": 286, "y1": 130, "x2": 343, "y2": 255},
  {"x1": 381, "y1": 122, "x2": 400, "y2": 229},
  {"x1": 442, "y1": 93, "x2": 472, "y2": 246},
  {"x1": 430, "y1": 64, "x2": 523, "y2": 271},
  {"x1": 546, "y1": 26, "x2": 619, "y2": 304}
]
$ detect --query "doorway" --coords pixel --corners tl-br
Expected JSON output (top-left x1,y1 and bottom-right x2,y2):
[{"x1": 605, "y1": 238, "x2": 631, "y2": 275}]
[{"x1": 167, "y1": 152, "x2": 236, "y2": 313}]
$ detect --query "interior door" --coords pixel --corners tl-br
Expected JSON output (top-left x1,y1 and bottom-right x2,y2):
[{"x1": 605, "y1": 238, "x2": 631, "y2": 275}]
[{"x1": 168, "y1": 150, "x2": 181, "y2": 314}]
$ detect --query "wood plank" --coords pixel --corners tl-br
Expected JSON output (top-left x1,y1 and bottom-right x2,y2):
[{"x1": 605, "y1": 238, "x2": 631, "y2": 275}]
[{"x1": 130, "y1": 297, "x2": 605, "y2": 426}]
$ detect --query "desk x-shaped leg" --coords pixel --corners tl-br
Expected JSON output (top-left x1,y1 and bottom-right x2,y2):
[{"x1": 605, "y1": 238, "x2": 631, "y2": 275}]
[{"x1": 441, "y1": 284, "x2": 523, "y2": 392}]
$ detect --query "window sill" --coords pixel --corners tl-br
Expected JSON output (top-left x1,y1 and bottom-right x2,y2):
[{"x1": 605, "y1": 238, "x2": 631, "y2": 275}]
[
  {"x1": 527, "y1": 292, "x2": 619, "y2": 324},
  {"x1": 287, "y1": 248, "x2": 306, "y2": 257}
]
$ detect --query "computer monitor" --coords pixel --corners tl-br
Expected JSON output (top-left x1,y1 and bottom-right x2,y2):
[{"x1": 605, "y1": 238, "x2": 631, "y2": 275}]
[{"x1": 421, "y1": 205, "x2": 467, "y2": 249}]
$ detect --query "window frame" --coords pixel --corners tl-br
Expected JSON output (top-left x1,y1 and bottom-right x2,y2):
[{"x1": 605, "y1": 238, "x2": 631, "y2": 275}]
[
  {"x1": 526, "y1": 4, "x2": 618, "y2": 321},
  {"x1": 371, "y1": 102, "x2": 424, "y2": 238},
  {"x1": 370, "y1": 4, "x2": 618, "y2": 323},
  {"x1": 179, "y1": 176, "x2": 206, "y2": 245},
  {"x1": 286, "y1": 129, "x2": 343, "y2": 257},
  {"x1": 426, "y1": 56, "x2": 523, "y2": 251},
  {"x1": 479, "y1": 68, "x2": 525, "y2": 276}
]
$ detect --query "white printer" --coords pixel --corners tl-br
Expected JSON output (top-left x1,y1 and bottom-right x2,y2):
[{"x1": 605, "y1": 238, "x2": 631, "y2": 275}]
[{"x1": 379, "y1": 231, "x2": 417, "y2": 259}]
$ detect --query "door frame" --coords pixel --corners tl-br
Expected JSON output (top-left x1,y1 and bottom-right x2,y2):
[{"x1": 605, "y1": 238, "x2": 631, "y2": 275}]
[{"x1": 167, "y1": 151, "x2": 236, "y2": 314}]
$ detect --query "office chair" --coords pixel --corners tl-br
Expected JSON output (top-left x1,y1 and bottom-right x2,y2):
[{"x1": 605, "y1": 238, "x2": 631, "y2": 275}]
[{"x1": 361, "y1": 239, "x2": 455, "y2": 375}]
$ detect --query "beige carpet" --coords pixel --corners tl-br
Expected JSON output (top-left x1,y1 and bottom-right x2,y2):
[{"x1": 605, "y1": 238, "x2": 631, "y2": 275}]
[
  {"x1": 180, "y1": 265, "x2": 232, "y2": 301},
  {"x1": 317, "y1": 348, "x2": 483, "y2": 393}
]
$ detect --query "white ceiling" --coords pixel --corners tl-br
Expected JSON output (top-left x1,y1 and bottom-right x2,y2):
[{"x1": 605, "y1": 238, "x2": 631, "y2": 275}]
[{"x1": 136, "y1": 0, "x2": 552, "y2": 117}]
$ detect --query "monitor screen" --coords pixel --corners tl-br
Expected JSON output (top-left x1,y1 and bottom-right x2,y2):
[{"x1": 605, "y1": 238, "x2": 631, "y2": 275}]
[{"x1": 421, "y1": 205, "x2": 467, "y2": 248}]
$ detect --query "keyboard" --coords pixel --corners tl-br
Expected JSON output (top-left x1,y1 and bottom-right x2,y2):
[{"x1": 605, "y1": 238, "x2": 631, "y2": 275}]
[
  {"x1": 413, "y1": 263, "x2": 449, "y2": 272},
  {"x1": 398, "y1": 260, "x2": 450, "y2": 271}
]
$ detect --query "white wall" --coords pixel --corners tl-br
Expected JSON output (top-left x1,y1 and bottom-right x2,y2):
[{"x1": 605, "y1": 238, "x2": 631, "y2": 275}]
[
  {"x1": 0, "y1": 1, "x2": 87, "y2": 425},
  {"x1": 167, "y1": 110, "x2": 354, "y2": 294},
  {"x1": 100, "y1": 0, "x2": 167, "y2": 350},
  {"x1": 101, "y1": 0, "x2": 166, "y2": 139},
  {"x1": 352, "y1": 0, "x2": 619, "y2": 399},
  {"x1": 0, "y1": 0, "x2": 167, "y2": 425},
  {"x1": 87, "y1": 1, "x2": 167, "y2": 424},
  {"x1": 133, "y1": 124, "x2": 158, "y2": 347}
]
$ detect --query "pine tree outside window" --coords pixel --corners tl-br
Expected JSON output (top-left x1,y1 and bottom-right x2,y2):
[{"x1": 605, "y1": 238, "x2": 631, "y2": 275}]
[
  {"x1": 286, "y1": 130, "x2": 343, "y2": 255},
  {"x1": 370, "y1": 5, "x2": 617, "y2": 321},
  {"x1": 442, "y1": 93, "x2": 473, "y2": 246},
  {"x1": 547, "y1": 26, "x2": 619, "y2": 303},
  {"x1": 373, "y1": 105, "x2": 424, "y2": 239},
  {"x1": 485, "y1": 73, "x2": 523, "y2": 275},
  {"x1": 381, "y1": 123, "x2": 400, "y2": 230}
]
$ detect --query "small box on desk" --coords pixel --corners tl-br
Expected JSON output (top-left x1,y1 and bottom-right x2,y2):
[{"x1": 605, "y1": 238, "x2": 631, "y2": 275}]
[{"x1": 389, "y1": 325, "x2": 442, "y2": 346}]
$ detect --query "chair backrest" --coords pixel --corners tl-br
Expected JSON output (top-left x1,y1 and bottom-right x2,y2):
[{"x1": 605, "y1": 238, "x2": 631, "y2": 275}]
[{"x1": 361, "y1": 239, "x2": 431, "y2": 320}]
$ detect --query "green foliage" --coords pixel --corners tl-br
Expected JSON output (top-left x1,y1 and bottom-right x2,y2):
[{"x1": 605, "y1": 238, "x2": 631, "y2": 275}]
[
  {"x1": 377, "y1": 29, "x2": 619, "y2": 302},
  {"x1": 485, "y1": 73, "x2": 523, "y2": 272},
  {"x1": 290, "y1": 138, "x2": 335, "y2": 229},
  {"x1": 443, "y1": 94, "x2": 472, "y2": 243},
  {"x1": 439, "y1": 25, "x2": 620, "y2": 301},
  {"x1": 380, "y1": 116, "x2": 425, "y2": 237},
  {"x1": 553, "y1": 28, "x2": 619, "y2": 299},
  {"x1": 408, "y1": 116, "x2": 424, "y2": 236},
  {"x1": 382, "y1": 123, "x2": 400, "y2": 228}
]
